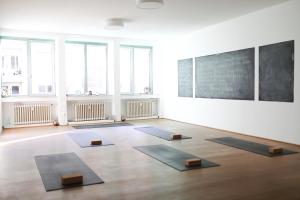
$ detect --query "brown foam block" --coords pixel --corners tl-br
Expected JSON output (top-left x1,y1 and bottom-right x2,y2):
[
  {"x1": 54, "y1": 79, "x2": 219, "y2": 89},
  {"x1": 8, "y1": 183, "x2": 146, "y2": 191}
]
[
  {"x1": 185, "y1": 158, "x2": 202, "y2": 167},
  {"x1": 91, "y1": 140, "x2": 102, "y2": 145},
  {"x1": 172, "y1": 134, "x2": 182, "y2": 140},
  {"x1": 61, "y1": 173, "x2": 83, "y2": 185},
  {"x1": 269, "y1": 147, "x2": 283, "y2": 154}
]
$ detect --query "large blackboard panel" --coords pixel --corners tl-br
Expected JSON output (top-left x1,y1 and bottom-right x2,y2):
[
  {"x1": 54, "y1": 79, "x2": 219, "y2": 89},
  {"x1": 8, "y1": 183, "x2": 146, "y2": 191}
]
[
  {"x1": 195, "y1": 48, "x2": 255, "y2": 100},
  {"x1": 178, "y1": 58, "x2": 193, "y2": 97},
  {"x1": 259, "y1": 41, "x2": 294, "y2": 102}
]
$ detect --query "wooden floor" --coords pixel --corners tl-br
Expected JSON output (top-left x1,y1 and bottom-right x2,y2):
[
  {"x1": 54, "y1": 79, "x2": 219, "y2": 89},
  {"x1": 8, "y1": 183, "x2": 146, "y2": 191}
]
[{"x1": 0, "y1": 119, "x2": 299, "y2": 200}]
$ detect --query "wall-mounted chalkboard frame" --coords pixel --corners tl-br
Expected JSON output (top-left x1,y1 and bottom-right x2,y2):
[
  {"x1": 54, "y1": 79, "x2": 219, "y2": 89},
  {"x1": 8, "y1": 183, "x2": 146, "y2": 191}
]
[
  {"x1": 195, "y1": 48, "x2": 255, "y2": 100},
  {"x1": 178, "y1": 58, "x2": 193, "y2": 97},
  {"x1": 259, "y1": 40, "x2": 294, "y2": 102}
]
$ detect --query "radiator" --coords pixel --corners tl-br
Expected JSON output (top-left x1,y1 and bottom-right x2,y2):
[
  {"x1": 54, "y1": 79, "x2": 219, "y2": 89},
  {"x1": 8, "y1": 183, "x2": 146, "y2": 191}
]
[
  {"x1": 126, "y1": 100, "x2": 157, "y2": 118},
  {"x1": 74, "y1": 102, "x2": 106, "y2": 122},
  {"x1": 14, "y1": 104, "x2": 52, "y2": 125}
]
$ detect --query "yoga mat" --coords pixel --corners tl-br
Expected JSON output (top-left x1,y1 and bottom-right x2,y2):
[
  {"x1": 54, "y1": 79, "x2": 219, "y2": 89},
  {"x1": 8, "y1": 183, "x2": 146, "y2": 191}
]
[
  {"x1": 72, "y1": 123, "x2": 132, "y2": 129},
  {"x1": 134, "y1": 126, "x2": 192, "y2": 141},
  {"x1": 207, "y1": 137, "x2": 298, "y2": 157},
  {"x1": 134, "y1": 144, "x2": 219, "y2": 171},
  {"x1": 68, "y1": 130, "x2": 114, "y2": 148},
  {"x1": 35, "y1": 153, "x2": 104, "y2": 191}
]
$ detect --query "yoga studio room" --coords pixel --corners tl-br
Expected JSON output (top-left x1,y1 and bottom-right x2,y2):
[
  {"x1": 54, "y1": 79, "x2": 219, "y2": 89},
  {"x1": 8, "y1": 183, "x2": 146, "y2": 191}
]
[{"x1": 0, "y1": 0, "x2": 299, "y2": 199}]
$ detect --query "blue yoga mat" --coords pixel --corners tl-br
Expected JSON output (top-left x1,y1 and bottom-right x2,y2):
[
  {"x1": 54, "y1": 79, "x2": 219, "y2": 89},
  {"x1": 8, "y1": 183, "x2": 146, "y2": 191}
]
[
  {"x1": 135, "y1": 126, "x2": 192, "y2": 141},
  {"x1": 35, "y1": 153, "x2": 104, "y2": 191},
  {"x1": 68, "y1": 130, "x2": 114, "y2": 148}
]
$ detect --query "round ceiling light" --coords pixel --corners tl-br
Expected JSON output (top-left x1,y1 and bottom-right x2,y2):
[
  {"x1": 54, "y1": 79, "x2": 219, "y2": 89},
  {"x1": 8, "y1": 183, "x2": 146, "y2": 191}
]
[
  {"x1": 105, "y1": 18, "x2": 125, "y2": 30},
  {"x1": 136, "y1": 0, "x2": 164, "y2": 9}
]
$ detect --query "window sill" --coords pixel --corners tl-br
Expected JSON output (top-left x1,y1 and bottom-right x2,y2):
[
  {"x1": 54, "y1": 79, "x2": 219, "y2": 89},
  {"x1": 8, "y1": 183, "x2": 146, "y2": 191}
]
[
  {"x1": 1, "y1": 96, "x2": 57, "y2": 103},
  {"x1": 121, "y1": 94, "x2": 159, "y2": 99},
  {"x1": 67, "y1": 95, "x2": 113, "y2": 101}
]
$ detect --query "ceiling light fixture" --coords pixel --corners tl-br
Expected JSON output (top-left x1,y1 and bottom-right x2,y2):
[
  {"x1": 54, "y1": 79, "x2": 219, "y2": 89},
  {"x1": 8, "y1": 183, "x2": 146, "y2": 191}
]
[
  {"x1": 105, "y1": 18, "x2": 125, "y2": 30},
  {"x1": 136, "y1": 0, "x2": 164, "y2": 9}
]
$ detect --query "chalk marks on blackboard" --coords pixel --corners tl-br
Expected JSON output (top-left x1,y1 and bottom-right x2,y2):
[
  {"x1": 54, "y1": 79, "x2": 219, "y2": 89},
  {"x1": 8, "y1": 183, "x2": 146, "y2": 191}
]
[
  {"x1": 178, "y1": 40, "x2": 295, "y2": 102},
  {"x1": 259, "y1": 40, "x2": 294, "y2": 102},
  {"x1": 178, "y1": 58, "x2": 193, "y2": 97},
  {"x1": 195, "y1": 48, "x2": 255, "y2": 100}
]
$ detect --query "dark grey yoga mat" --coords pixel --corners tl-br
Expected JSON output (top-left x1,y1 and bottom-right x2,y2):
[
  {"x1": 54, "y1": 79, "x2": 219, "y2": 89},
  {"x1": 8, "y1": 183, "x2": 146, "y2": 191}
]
[
  {"x1": 135, "y1": 126, "x2": 192, "y2": 141},
  {"x1": 72, "y1": 123, "x2": 132, "y2": 129},
  {"x1": 134, "y1": 144, "x2": 219, "y2": 171},
  {"x1": 35, "y1": 153, "x2": 104, "y2": 191},
  {"x1": 68, "y1": 130, "x2": 114, "y2": 148},
  {"x1": 207, "y1": 137, "x2": 298, "y2": 157}
]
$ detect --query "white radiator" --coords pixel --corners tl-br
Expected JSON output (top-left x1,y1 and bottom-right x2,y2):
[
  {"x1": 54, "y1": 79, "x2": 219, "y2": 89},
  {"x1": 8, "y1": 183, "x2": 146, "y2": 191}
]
[
  {"x1": 125, "y1": 100, "x2": 157, "y2": 118},
  {"x1": 14, "y1": 104, "x2": 52, "y2": 125},
  {"x1": 74, "y1": 102, "x2": 106, "y2": 122}
]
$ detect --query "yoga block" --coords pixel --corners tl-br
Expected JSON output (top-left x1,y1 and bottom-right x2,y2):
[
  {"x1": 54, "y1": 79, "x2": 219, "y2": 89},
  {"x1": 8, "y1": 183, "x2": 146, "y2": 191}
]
[
  {"x1": 172, "y1": 134, "x2": 182, "y2": 140},
  {"x1": 269, "y1": 147, "x2": 283, "y2": 154},
  {"x1": 91, "y1": 140, "x2": 102, "y2": 145},
  {"x1": 185, "y1": 158, "x2": 202, "y2": 167},
  {"x1": 61, "y1": 173, "x2": 83, "y2": 185}
]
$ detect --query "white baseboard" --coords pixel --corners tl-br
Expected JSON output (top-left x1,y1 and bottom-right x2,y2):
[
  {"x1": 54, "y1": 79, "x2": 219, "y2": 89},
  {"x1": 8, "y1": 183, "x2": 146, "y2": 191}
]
[
  {"x1": 125, "y1": 116, "x2": 159, "y2": 121},
  {"x1": 68, "y1": 119, "x2": 114, "y2": 126}
]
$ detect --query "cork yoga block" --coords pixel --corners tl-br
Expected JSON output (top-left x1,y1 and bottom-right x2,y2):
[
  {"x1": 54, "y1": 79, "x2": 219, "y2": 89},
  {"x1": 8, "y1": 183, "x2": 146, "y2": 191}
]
[
  {"x1": 172, "y1": 134, "x2": 182, "y2": 140},
  {"x1": 61, "y1": 173, "x2": 83, "y2": 185},
  {"x1": 269, "y1": 147, "x2": 283, "y2": 154},
  {"x1": 91, "y1": 140, "x2": 102, "y2": 145},
  {"x1": 185, "y1": 158, "x2": 202, "y2": 167}
]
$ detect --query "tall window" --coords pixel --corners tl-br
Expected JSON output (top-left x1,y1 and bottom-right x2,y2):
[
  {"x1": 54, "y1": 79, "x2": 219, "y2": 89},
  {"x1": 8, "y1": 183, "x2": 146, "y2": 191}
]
[
  {"x1": 120, "y1": 46, "x2": 152, "y2": 94},
  {"x1": 65, "y1": 42, "x2": 107, "y2": 95},
  {"x1": 0, "y1": 37, "x2": 55, "y2": 96}
]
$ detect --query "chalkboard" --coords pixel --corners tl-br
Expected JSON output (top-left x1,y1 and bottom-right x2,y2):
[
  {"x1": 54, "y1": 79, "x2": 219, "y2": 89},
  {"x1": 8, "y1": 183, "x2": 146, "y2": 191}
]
[
  {"x1": 259, "y1": 41, "x2": 294, "y2": 102},
  {"x1": 195, "y1": 48, "x2": 255, "y2": 100},
  {"x1": 178, "y1": 58, "x2": 193, "y2": 97}
]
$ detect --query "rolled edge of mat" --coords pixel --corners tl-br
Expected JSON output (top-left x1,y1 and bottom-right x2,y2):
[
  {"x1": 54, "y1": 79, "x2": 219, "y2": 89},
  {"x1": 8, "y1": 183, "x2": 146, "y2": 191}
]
[
  {"x1": 172, "y1": 134, "x2": 182, "y2": 140},
  {"x1": 91, "y1": 140, "x2": 102, "y2": 145},
  {"x1": 61, "y1": 173, "x2": 83, "y2": 185},
  {"x1": 269, "y1": 147, "x2": 283, "y2": 154},
  {"x1": 185, "y1": 158, "x2": 202, "y2": 167}
]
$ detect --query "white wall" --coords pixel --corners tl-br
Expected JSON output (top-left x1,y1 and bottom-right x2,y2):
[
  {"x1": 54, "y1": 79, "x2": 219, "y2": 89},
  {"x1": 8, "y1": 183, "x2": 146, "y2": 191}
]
[{"x1": 161, "y1": 0, "x2": 300, "y2": 144}]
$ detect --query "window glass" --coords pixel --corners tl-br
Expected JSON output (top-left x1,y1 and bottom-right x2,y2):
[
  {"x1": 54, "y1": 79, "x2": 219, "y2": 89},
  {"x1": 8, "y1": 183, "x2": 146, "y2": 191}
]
[
  {"x1": 134, "y1": 48, "x2": 151, "y2": 94},
  {"x1": 86, "y1": 45, "x2": 107, "y2": 95},
  {"x1": 31, "y1": 42, "x2": 54, "y2": 95},
  {"x1": 65, "y1": 42, "x2": 107, "y2": 95},
  {"x1": 120, "y1": 47, "x2": 131, "y2": 93},
  {"x1": 1, "y1": 39, "x2": 28, "y2": 96},
  {"x1": 65, "y1": 43, "x2": 85, "y2": 95}
]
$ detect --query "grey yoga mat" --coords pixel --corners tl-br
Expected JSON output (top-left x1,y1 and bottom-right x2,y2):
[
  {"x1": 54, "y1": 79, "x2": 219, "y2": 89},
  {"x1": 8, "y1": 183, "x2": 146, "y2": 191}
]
[
  {"x1": 134, "y1": 144, "x2": 219, "y2": 171},
  {"x1": 68, "y1": 130, "x2": 114, "y2": 148},
  {"x1": 134, "y1": 126, "x2": 192, "y2": 141},
  {"x1": 35, "y1": 153, "x2": 104, "y2": 191},
  {"x1": 207, "y1": 137, "x2": 298, "y2": 157},
  {"x1": 72, "y1": 123, "x2": 132, "y2": 129}
]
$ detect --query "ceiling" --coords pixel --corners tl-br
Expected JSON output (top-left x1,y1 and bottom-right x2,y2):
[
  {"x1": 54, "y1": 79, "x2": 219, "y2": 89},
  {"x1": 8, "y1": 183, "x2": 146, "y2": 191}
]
[{"x1": 0, "y1": 0, "x2": 289, "y2": 40}]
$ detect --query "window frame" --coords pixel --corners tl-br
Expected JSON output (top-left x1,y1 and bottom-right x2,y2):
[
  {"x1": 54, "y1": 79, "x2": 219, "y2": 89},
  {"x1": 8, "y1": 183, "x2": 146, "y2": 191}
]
[
  {"x1": 120, "y1": 45, "x2": 153, "y2": 95},
  {"x1": 0, "y1": 36, "x2": 56, "y2": 97},
  {"x1": 65, "y1": 41, "x2": 108, "y2": 96}
]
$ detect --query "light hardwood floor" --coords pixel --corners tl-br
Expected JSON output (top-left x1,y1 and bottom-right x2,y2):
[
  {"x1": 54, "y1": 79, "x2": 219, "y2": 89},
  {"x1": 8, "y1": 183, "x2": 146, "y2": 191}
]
[{"x1": 0, "y1": 119, "x2": 299, "y2": 200}]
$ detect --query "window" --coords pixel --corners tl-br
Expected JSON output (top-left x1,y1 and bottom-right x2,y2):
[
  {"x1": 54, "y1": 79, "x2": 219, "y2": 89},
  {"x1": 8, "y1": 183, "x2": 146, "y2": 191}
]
[
  {"x1": 1, "y1": 39, "x2": 28, "y2": 96},
  {"x1": 65, "y1": 42, "x2": 107, "y2": 95},
  {"x1": 120, "y1": 45, "x2": 152, "y2": 94},
  {"x1": 0, "y1": 37, "x2": 55, "y2": 96}
]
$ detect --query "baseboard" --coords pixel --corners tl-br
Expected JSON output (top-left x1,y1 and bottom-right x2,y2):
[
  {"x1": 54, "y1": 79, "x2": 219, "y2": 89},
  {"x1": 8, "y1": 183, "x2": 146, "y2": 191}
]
[
  {"x1": 163, "y1": 117, "x2": 300, "y2": 147},
  {"x1": 68, "y1": 119, "x2": 114, "y2": 126},
  {"x1": 125, "y1": 116, "x2": 159, "y2": 121}
]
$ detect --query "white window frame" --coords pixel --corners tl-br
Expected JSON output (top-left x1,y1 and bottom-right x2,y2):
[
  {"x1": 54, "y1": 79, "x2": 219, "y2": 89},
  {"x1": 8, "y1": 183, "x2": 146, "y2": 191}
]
[
  {"x1": 65, "y1": 41, "x2": 108, "y2": 96},
  {"x1": 120, "y1": 45, "x2": 153, "y2": 95},
  {"x1": 0, "y1": 36, "x2": 56, "y2": 97}
]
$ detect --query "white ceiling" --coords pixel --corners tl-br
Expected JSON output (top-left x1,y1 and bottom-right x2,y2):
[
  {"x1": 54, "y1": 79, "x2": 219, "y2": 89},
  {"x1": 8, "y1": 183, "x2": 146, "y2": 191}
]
[{"x1": 0, "y1": 0, "x2": 289, "y2": 40}]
